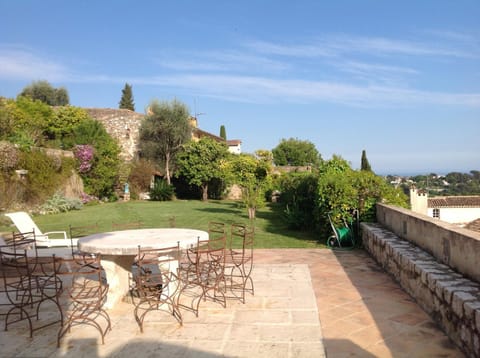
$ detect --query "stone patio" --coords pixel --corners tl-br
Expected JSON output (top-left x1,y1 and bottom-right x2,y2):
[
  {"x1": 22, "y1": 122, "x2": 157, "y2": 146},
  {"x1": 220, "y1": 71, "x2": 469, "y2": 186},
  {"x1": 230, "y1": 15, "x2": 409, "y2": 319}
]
[{"x1": 0, "y1": 249, "x2": 465, "y2": 357}]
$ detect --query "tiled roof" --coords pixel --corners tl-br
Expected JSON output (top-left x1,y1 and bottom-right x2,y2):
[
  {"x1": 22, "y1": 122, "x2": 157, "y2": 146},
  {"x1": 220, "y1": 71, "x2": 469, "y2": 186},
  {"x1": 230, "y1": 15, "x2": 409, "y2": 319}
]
[
  {"x1": 428, "y1": 196, "x2": 480, "y2": 208},
  {"x1": 192, "y1": 127, "x2": 225, "y2": 142}
]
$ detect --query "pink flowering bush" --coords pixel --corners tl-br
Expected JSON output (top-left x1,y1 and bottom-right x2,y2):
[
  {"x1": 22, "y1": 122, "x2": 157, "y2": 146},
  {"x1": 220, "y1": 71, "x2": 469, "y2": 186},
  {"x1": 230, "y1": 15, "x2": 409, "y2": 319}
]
[
  {"x1": 79, "y1": 192, "x2": 98, "y2": 204},
  {"x1": 74, "y1": 144, "x2": 94, "y2": 173}
]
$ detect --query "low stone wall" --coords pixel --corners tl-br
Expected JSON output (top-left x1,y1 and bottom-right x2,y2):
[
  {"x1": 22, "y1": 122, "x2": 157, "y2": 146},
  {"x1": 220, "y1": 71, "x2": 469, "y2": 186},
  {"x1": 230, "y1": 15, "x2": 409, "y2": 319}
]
[
  {"x1": 376, "y1": 203, "x2": 480, "y2": 284},
  {"x1": 362, "y1": 222, "x2": 480, "y2": 357}
]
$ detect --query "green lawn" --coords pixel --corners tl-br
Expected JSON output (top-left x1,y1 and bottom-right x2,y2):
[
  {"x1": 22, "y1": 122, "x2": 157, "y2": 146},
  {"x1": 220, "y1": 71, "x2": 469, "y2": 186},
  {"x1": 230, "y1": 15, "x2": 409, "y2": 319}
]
[{"x1": 1, "y1": 200, "x2": 326, "y2": 248}]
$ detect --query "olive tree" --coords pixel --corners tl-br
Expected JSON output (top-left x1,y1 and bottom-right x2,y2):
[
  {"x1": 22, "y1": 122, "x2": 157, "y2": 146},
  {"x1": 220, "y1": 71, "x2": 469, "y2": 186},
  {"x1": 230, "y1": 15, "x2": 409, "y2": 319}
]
[{"x1": 138, "y1": 99, "x2": 191, "y2": 184}]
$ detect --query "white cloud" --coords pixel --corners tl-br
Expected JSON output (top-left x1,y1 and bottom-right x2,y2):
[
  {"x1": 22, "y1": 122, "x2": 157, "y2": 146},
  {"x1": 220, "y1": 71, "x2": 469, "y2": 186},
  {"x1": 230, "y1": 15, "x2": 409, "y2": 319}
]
[
  {"x1": 0, "y1": 45, "x2": 70, "y2": 81},
  {"x1": 136, "y1": 73, "x2": 480, "y2": 108},
  {"x1": 246, "y1": 34, "x2": 479, "y2": 59},
  {"x1": 153, "y1": 50, "x2": 290, "y2": 73}
]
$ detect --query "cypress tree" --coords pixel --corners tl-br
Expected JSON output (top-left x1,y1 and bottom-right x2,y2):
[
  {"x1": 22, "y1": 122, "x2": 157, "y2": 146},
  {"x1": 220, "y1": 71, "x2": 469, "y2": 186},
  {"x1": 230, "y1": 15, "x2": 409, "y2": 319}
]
[
  {"x1": 119, "y1": 83, "x2": 135, "y2": 111},
  {"x1": 219, "y1": 125, "x2": 227, "y2": 140},
  {"x1": 361, "y1": 149, "x2": 372, "y2": 172}
]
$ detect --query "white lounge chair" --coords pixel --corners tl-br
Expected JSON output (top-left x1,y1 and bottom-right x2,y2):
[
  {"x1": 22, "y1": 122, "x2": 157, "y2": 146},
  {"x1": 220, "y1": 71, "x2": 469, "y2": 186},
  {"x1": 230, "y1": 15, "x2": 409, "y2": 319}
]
[{"x1": 4, "y1": 211, "x2": 76, "y2": 248}]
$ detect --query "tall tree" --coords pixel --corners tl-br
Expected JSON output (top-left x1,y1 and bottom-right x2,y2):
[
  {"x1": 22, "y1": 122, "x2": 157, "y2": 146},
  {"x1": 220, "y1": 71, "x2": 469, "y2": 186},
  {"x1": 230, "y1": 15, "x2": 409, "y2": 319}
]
[
  {"x1": 360, "y1": 149, "x2": 372, "y2": 172},
  {"x1": 272, "y1": 138, "x2": 322, "y2": 167},
  {"x1": 138, "y1": 99, "x2": 191, "y2": 184},
  {"x1": 176, "y1": 137, "x2": 230, "y2": 201},
  {"x1": 18, "y1": 80, "x2": 69, "y2": 106},
  {"x1": 219, "y1": 125, "x2": 227, "y2": 140},
  {"x1": 119, "y1": 83, "x2": 135, "y2": 111}
]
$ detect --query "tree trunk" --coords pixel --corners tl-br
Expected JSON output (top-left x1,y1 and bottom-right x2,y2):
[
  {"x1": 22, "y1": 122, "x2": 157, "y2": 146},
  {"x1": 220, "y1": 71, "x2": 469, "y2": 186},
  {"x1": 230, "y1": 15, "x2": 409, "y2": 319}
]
[
  {"x1": 248, "y1": 206, "x2": 256, "y2": 220},
  {"x1": 202, "y1": 184, "x2": 208, "y2": 201},
  {"x1": 165, "y1": 152, "x2": 171, "y2": 185}
]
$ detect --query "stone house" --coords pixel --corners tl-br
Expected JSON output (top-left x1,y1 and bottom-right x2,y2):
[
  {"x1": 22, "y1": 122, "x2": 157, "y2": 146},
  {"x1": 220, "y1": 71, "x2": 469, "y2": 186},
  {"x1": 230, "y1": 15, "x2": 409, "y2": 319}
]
[
  {"x1": 410, "y1": 187, "x2": 480, "y2": 230},
  {"x1": 86, "y1": 109, "x2": 242, "y2": 161}
]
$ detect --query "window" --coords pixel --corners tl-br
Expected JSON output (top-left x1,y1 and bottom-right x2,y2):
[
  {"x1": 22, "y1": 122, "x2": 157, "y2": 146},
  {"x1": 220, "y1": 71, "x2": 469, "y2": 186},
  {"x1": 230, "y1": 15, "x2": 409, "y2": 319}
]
[{"x1": 433, "y1": 208, "x2": 440, "y2": 219}]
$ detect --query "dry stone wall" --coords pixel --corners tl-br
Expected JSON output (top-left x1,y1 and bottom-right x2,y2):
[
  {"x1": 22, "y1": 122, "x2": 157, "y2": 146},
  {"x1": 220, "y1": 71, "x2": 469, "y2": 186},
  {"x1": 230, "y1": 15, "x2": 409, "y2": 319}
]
[
  {"x1": 362, "y1": 222, "x2": 480, "y2": 357},
  {"x1": 84, "y1": 108, "x2": 144, "y2": 161}
]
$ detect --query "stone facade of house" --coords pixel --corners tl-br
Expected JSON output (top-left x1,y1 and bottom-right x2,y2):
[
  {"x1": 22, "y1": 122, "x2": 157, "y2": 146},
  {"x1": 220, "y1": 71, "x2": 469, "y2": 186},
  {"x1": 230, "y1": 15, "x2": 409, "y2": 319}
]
[{"x1": 84, "y1": 108, "x2": 144, "y2": 161}]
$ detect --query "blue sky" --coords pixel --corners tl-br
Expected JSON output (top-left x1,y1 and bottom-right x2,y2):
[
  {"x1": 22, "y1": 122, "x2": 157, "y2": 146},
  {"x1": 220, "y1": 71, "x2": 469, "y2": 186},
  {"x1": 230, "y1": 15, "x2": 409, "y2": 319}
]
[{"x1": 1, "y1": 1, "x2": 479, "y2": 175}]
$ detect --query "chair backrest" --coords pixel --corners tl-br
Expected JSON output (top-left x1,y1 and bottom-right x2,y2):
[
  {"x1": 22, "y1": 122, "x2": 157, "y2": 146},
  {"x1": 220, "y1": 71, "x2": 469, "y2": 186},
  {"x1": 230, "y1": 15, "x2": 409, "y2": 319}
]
[
  {"x1": 61, "y1": 254, "x2": 105, "y2": 298},
  {"x1": 230, "y1": 223, "x2": 254, "y2": 251},
  {"x1": 0, "y1": 242, "x2": 31, "y2": 278},
  {"x1": 135, "y1": 243, "x2": 181, "y2": 297},
  {"x1": 5, "y1": 212, "x2": 43, "y2": 236},
  {"x1": 12, "y1": 230, "x2": 38, "y2": 256}
]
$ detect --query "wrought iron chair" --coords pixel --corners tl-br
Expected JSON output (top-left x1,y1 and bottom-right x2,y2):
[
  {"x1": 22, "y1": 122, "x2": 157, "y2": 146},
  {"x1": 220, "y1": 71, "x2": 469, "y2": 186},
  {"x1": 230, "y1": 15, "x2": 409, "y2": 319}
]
[
  {"x1": 178, "y1": 235, "x2": 226, "y2": 317},
  {"x1": 57, "y1": 253, "x2": 110, "y2": 346},
  {"x1": 133, "y1": 243, "x2": 182, "y2": 332},
  {"x1": 68, "y1": 223, "x2": 99, "y2": 258},
  {"x1": 224, "y1": 223, "x2": 254, "y2": 303},
  {"x1": 0, "y1": 240, "x2": 63, "y2": 337}
]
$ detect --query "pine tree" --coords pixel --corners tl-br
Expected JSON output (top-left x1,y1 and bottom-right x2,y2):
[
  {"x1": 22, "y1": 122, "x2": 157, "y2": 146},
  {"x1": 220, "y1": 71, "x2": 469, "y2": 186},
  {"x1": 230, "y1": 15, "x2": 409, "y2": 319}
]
[
  {"x1": 219, "y1": 125, "x2": 227, "y2": 140},
  {"x1": 119, "y1": 83, "x2": 135, "y2": 111},
  {"x1": 361, "y1": 149, "x2": 372, "y2": 172}
]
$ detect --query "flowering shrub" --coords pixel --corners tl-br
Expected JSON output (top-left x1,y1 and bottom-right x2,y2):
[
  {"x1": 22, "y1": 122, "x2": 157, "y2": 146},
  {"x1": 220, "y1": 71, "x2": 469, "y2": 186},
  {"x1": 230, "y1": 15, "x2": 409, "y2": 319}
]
[
  {"x1": 79, "y1": 192, "x2": 98, "y2": 205},
  {"x1": 74, "y1": 144, "x2": 94, "y2": 173}
]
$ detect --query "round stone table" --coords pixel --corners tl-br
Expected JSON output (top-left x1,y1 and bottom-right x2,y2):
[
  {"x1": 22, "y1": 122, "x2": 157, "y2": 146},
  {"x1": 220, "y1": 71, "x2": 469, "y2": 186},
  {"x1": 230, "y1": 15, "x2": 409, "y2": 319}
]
[{"x1": 78, "y1": 228, "x2": 208, "y2": 309}]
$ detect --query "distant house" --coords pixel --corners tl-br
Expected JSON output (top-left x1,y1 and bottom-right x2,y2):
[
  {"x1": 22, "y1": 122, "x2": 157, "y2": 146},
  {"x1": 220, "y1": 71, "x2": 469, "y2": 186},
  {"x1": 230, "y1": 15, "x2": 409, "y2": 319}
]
[
  {"x1": 190, "y1": 117, "x2": 242, "y2": 154},
  {"x1": 410, "y1": 187, "x2": 480, "y2": 230},
  {"x1": 227, "y1": 139, "x2": 242, "y2": 154}
]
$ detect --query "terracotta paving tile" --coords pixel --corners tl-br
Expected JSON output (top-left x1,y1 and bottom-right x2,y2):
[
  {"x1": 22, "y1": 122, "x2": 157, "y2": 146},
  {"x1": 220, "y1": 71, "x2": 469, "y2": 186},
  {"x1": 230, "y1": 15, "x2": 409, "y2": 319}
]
[{"x1": 254, "y1": 249, "x2": 465, "y2": 357}]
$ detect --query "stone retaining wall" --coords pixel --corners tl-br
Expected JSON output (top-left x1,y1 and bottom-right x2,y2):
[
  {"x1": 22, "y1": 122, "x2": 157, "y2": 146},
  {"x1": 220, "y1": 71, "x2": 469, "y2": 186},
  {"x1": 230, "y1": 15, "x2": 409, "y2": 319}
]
[{"x1": 362, "y1": 222, "x2": 480, "y2": 357}]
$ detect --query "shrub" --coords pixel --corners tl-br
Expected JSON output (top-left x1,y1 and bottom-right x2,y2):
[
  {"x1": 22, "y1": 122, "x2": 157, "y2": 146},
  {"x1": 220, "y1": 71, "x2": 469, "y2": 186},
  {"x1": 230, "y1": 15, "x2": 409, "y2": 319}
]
[
  {"x1": 74, "y1": 144, "x2": 94, "y2": 173},
  {"x1": 39, "y1": 191, "x2": 83, "y2": 214},
  {"x1": 277, "y1": 172, "x2": 319, "y2": 230},
  {"x1": 149, "y1": 180, "x2": 174, "y2": 201},
  {"x1": 128, "y1": 159, "x2": 156, "y2": 198}
]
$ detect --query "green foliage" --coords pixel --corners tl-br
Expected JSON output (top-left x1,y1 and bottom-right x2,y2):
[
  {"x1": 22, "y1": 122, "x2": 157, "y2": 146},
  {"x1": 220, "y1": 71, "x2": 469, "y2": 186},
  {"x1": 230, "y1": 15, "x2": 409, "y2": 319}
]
[
  {"x1": 55, "y1": 88, "x2": 70, "y2": 106},
  {"x1": 68, "y1": 119, "x2": 121, "y2": 199},
  {"x1": 278, "y1": 172, "x2": 318, "y2": 230},
  {"x1": 227, "y1": 153, "x2": 273, "y2": 218},
  {"x1": 149, "y1": 180, "x2": 175, "y2": 201},
  {"x1": 275, "y1": 155, "x2": 408, "y2": 239},
  {"x1": 139, "y1": 99, "x2": 191, "y2": 184},
  {"x1": 119, "y1": 83, "x2": 135, "y2": 111},
  {"x1": 219, "y1": 125, "x2": 226, "y2": 140},
  {"x1": 18, "y1": 80, "x2": 69, "y2": 106},
  {"x1": 47, "y1": 106, "x2": 90, "y2": 142},
  {"x1": 176, "y1": 137, "x2": 230, "y2": 201},
  {"x1": 0, "y1": 98, "x2": 121, "y2": 208},
  {"x1": 10, "y1": 96, "x2": 53, "y2": 146},
  {"x1": 411, "y1": 171, "x2": 480, "y2": 196},
  {"x1": 272, "y1": 138, "x2": 322, "y2": 167},
  {"x1": 0, "y1": 98, "x2": 16, "y2": 140},
  {"x1": 16, "y1": 149, "x2": 74, "y2": 206},
  {"x1": 39, "y1": 191, "x2": 83, "y2": 214},
  {"x1": 360, "y1": 149, "x2": 372, "y2": 172},
  {"x1": 128, "y1": 159, "x2": 157, "y2": 198}
]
